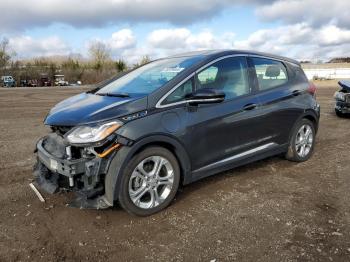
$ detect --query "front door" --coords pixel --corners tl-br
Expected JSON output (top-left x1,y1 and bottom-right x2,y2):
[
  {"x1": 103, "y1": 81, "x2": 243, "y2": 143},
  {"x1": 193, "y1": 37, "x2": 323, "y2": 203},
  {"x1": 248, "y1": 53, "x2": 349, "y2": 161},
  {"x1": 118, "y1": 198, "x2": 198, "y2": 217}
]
[{"x1": 183, "y1": 56, "x2": 269, "y2": 175}]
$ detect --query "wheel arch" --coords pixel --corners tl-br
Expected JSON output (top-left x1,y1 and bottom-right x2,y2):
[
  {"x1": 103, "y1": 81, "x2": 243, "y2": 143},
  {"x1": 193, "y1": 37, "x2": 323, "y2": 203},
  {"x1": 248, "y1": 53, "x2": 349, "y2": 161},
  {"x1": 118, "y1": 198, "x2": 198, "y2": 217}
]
[
  {"x1": 130, "y1": 135, "x2": 192, "y2": 185},
  {"x1": 287, "y1": 110, "x2": 319, "y2": 145},
  {"x1": 104, "y1": 134, "x2": 192, "y2": 205},
  {"x1": 302, "y1": 110, "x2": 319, "y2": 133}
]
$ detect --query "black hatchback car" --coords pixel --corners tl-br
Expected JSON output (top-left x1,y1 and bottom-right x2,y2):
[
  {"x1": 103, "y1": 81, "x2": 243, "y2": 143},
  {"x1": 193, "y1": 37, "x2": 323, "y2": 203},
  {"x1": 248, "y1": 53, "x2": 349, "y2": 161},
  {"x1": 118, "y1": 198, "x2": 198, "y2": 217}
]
[{"x1": 34, "y1": 50, "x2": 320, "y2": 216}]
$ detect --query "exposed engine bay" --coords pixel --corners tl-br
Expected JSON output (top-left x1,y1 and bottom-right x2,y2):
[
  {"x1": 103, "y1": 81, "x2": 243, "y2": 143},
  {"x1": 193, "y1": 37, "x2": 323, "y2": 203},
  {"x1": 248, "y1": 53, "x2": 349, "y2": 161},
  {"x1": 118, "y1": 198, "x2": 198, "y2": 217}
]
[{"x1": 33, "y1": 126, "x2": 131, "y2": 209}]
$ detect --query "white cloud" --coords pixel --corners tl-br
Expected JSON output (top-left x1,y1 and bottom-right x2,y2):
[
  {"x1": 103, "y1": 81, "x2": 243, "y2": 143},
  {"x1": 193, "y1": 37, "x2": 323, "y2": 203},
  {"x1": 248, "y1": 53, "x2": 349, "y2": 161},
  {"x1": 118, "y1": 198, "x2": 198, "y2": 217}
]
[
  {"x1": 257, "y1": 0, "x2": 350, "y2": 28},
  {"x1": 147, "y1": 28, "x2": 235, "y2": 51},
  {"x1": 7, "y1": 23, "x2": 350, "y2": 63},
  {"x1": 0, "y1": 0, "x2": 274, "y2": 32},
  {"x1": 8, "y1": 36, "x2": 70, "y2": 58},
  {"x1": 109, "y1": 29, "x2": 136, "y2": 50},
  {"x1": 1, "y1": 0, "x2": 347, "y2": 33},
  {"x1": 147, "y1": 29, "x2": 191, "y2": 49},
  {"x1": 2, "y1": 0, "x2": 349, "y2": 64},
  {"x1": 317, "y1": 25, "x2": 350, "y2": 46},
  {"x1": 83, "y1": 28, "x2": 236, "y2": 64},
  {"x1": 233, "y1": 23, "x2": 350, "y2": 61}
]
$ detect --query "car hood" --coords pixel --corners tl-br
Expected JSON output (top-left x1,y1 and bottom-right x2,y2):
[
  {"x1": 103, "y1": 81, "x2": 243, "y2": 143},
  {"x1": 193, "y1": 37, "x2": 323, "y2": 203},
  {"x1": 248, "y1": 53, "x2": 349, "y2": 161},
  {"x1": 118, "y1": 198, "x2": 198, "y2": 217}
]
[
  {"x1": 44, "y1": 92, "x2": 148, "y2": 126},
  {"x1": 339, "y1": 80, "x2": 350, "y2": 92}
]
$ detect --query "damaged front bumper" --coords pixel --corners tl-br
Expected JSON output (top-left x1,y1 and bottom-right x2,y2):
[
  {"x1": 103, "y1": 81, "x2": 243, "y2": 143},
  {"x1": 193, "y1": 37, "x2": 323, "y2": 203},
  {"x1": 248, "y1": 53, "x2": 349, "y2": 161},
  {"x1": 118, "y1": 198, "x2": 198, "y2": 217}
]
[
  {"x1": 335, "y1": 100, "x2": 350, "y2": 114},
  {"x1": 335, "y1": 91, "x2": 350, "y2": 114},
  {"x1": 33, "y1": 134, "x2": 120, "y2": 209}
]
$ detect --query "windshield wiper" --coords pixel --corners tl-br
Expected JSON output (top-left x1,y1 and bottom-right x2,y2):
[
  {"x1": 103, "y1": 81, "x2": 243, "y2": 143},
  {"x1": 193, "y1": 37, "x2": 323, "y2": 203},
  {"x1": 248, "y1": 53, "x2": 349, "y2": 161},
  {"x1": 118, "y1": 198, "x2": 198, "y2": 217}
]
[{"x1": 96, "y1": 92, "x2": 130, "y2": 98}]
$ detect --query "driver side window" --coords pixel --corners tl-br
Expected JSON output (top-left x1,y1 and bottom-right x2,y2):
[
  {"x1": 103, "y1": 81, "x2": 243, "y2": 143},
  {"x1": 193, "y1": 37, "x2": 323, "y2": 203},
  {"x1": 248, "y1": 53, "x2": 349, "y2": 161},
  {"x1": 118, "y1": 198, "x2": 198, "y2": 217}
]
[
  {"x1": 162, "y1": 78, "x2": 194, "y2": 104},
  {"x1": 196, "y1": 57, "x2": 249, "y2": 100}
]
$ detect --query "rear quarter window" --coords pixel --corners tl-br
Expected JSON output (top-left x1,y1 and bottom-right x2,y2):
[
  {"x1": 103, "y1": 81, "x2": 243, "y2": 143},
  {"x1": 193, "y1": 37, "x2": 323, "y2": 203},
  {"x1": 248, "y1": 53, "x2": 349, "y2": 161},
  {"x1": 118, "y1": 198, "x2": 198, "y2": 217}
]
[{"x1": 251, "y1": 57, "x2": 288, "y2": 91}]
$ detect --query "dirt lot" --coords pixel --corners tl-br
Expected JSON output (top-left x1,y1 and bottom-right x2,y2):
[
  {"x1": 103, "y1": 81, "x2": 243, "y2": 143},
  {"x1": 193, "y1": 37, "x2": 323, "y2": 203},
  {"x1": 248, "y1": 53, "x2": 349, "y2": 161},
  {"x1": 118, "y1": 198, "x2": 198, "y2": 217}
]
[{"x1": 0, "y1": 83, "x2": 350, "y2": 262}]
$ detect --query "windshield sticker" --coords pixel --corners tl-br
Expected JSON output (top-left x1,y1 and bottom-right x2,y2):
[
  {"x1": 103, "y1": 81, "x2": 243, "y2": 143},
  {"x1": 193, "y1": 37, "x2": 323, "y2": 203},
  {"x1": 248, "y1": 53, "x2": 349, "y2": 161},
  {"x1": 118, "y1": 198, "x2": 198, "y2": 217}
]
[{"x1": 161, "y1": 66, "x2": 185, "y2": 73}]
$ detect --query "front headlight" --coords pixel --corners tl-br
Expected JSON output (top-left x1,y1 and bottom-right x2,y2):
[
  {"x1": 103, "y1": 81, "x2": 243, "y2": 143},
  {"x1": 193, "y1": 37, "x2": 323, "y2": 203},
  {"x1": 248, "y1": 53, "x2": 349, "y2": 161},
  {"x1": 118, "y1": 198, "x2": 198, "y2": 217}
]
[
  {"x1": 334, "y1": 91, "x2": 345, "y2": 101},
  {"x1": 66, "y1": 121, "x2": 122, "y2": 144}
]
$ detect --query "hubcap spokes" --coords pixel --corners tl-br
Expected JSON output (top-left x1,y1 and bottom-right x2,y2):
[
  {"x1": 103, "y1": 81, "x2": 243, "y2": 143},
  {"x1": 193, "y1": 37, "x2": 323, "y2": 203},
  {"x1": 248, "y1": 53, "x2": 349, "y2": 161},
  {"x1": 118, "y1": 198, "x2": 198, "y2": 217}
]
[
  {"x1": 129, "y1": 156, "x2": 174, "y2": 209},
  {"x1": 295, "y1": 125, "x2": 313, "y2": 158}
]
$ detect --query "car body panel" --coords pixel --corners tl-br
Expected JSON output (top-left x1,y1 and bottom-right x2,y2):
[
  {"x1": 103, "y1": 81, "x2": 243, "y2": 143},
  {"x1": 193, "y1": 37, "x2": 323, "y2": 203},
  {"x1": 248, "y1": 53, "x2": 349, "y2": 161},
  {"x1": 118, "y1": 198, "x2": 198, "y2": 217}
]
[
  {"x1": 33, "y1": 50, "x2": 320, "y2": 209},
  {"x1": 183, "y1": 96, "x2": 263, "y2": 171},
  {"x1": 45, "y1": 92, "x2": 148, "y2": 126},
  {"x1": 249, "y1": 61, "x2": 311, "y2": 146},
  {"x1": 338, "y1": 80, "x2": 350, "y2": 92}
]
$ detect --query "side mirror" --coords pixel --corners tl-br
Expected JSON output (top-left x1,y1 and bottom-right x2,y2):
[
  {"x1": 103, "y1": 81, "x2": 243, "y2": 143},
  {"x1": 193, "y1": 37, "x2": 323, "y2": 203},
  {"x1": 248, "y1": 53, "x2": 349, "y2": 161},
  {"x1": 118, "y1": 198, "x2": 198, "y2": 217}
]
[{"x1": 188, "y1": 89, "x2": 225, "y2": 105}]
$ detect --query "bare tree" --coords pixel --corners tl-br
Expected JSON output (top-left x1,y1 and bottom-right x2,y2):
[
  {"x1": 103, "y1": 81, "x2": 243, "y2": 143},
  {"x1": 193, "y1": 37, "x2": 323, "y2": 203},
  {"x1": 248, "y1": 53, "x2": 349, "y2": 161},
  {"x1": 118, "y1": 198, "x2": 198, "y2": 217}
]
[
  {"x1": 62, "y1": 58, "x2": 85, "y2": 82},
  {"x1": 133, "y1": 55, "x2": 151, "y2": 69},
  {"x1": 0, "y1": 38, "x2": 12, "y2": 72},
  {"x1": 88, "y1": 41, "x2": 111, "y2": 71},
  {"x1": 115, "y1": 59, "x2": 127, "y2": 73},
  {"x1": 140, "y1": 55, "x2": 151, "y2": 65}
]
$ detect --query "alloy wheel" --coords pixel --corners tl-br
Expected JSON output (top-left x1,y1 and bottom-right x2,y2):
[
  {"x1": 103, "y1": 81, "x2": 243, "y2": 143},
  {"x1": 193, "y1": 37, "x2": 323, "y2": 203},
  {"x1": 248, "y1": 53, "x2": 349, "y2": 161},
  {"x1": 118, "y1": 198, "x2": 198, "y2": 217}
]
[
  {"x1": 295, "y1": 124, "x2": 314, "y2": 158},
  {"x1": 128, "y1": 156, "x2": 174, "y2": 209}
]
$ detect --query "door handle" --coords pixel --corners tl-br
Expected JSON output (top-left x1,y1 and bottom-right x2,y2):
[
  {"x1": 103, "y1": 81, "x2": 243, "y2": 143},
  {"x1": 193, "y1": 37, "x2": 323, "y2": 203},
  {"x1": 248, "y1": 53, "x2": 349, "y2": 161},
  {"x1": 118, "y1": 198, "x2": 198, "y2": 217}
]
[
  {"x1": 243, "y1": 103, "x2": 258, "y2": 111},
  {"x1": 292, "y1": 90, "x2": 302, "y2": 96}
]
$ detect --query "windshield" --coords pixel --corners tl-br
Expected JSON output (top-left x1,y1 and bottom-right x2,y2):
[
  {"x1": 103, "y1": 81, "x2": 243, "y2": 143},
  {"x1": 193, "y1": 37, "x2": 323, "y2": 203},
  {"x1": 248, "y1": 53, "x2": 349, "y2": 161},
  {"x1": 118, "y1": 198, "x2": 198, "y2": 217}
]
[{"x1": 96, "y1": 56, "x2": 204, "y2": 96}]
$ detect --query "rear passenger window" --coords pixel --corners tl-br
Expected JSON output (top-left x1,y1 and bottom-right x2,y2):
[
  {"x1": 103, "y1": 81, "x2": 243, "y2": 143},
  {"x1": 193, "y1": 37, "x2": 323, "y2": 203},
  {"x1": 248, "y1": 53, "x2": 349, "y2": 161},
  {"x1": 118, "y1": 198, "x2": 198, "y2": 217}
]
[{"x1": 251, "y1": 58, "x2": 288, "y2": 91}]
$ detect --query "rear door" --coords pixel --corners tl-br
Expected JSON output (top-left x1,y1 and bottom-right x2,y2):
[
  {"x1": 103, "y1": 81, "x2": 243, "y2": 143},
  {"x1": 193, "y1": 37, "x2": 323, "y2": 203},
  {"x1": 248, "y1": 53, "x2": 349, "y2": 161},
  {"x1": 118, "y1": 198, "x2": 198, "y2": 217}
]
[{"x1": 248, "y1": 56, "x2": 305, "y2": 145}]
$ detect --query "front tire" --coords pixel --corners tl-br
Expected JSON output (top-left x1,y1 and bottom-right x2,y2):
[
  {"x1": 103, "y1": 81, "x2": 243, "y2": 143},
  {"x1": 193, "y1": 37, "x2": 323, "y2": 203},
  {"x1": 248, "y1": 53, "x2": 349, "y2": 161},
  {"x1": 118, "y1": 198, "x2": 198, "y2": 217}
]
[
  {"x1": 285, "y1": 119, "x2": 316, "y2": 162},
  {"x1": 118, "y1": 146, "x2": 180, "y2": 216}
]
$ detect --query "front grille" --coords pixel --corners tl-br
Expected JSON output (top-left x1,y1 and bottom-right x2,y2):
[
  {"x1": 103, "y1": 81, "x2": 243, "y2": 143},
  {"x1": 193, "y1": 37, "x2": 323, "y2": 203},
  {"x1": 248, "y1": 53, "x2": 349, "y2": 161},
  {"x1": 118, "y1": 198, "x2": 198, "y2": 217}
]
[
  {"x1": 51, "y1": 126, "x2": 72, "y2": 136},
  {"x1": 43, "y1": 132, "x2": 82, "y2": 160},
  {"x1": 42, "y1": 133, "x2": 66, "y2": 158}
]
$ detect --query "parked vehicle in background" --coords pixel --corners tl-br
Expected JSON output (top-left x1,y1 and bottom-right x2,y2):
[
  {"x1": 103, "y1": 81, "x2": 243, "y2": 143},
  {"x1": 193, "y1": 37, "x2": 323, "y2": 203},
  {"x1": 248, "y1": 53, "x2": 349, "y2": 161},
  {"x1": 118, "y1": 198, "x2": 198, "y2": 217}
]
[
  {"x1": 28, "y1": 79, "x2": 38, "y2": 87},
  {"x1": 54, "y1": 75, "x2": 69, "y2": 86},
  {"x1": 34, "y1": 50, "x2": 320, "y2": 216},
  {"x1": 20, "y1": 78, "x2": 38, "y2": 87},
  {"x1": 1, "y1": 76, "x2": 16, "y2": 87},
  {"x1": 334, "y1": 80, "x2": 350, "y2": 117},
  {"x1": 69, "y1": 81, "x2": 82, "y2": 86},
  {"x1": 20, "y1": 79, "x2": 28, "y2": 87},
  {"x1": 40, "y1": 74, "x2": 52, "y2": 86}
]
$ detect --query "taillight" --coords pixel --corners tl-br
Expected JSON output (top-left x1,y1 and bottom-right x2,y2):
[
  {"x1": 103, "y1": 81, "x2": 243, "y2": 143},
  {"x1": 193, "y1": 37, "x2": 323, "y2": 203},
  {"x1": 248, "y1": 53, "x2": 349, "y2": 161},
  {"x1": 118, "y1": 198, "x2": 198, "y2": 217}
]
[{"x1": 308, "y1": 82, "x2": 317, "y2": 96}]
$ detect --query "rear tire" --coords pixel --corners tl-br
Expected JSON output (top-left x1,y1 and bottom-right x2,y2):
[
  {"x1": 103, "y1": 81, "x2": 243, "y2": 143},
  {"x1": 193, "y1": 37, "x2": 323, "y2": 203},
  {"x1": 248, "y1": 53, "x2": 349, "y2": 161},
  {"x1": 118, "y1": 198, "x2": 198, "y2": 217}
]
[
  {"x1": 285, "y1": 119, "x2": 316, "y2": 162},
  {"x1": 118, "y1": 146, "x2": 180, "y2": 216}
]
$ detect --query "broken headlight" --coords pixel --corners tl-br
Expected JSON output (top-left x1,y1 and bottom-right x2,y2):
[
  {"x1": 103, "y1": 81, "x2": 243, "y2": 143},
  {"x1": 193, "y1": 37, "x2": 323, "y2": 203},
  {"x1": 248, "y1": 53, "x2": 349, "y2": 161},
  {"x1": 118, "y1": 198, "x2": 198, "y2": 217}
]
[{"x1": 66, "y1": 121, "x2": 122, "y2": 145}]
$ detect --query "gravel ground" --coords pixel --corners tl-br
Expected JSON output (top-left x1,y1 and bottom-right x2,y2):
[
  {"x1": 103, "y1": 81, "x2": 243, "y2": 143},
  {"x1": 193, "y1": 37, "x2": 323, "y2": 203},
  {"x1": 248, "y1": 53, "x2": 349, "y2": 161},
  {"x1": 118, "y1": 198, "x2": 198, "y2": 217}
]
[{"x1": 0, "y1": 83, "x2": 350, "y2": 262}]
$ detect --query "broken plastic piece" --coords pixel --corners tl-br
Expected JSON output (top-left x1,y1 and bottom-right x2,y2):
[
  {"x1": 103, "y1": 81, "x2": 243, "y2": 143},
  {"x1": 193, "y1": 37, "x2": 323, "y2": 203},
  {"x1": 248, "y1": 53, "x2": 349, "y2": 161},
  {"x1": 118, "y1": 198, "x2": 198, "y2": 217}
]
[
  {"x1": 29, "y1": 183, "x2": 45, "y2": 202},
  {"x1": 68, "y1": 195, "x2": 111, "y2": 209},
  {"x1": 33, "y1": 161, "x2": 59, "y2": 194},
  {"x1": 97, "y1": 143, "x2": 121, "y2": 158}
]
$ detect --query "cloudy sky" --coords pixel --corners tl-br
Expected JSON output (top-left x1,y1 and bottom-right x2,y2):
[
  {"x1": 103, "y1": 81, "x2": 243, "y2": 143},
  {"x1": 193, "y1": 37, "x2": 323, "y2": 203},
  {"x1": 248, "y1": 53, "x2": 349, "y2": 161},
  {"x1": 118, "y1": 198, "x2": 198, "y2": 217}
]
[{"x1": 1, "y1": 0, "x2": 350, "y2": 63}]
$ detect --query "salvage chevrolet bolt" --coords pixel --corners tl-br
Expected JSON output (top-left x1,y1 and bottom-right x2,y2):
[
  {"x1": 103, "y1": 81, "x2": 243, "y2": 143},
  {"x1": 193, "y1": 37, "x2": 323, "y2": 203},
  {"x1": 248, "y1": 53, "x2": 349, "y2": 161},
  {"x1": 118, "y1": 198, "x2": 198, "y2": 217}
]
[
  {"x1": 34, "y1": 50, "x2": 320, "y2": 216},
  {"x1": 334, "y1": 80, "x2": 350, "y2": 117}
]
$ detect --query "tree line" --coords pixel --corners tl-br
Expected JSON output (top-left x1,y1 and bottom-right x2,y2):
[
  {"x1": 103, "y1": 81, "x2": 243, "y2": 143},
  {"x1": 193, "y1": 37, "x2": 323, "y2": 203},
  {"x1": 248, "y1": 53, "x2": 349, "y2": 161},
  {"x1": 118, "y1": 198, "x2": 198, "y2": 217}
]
[{"x1": 0, "y1": 37, "x2": 151, "y2": 86}]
